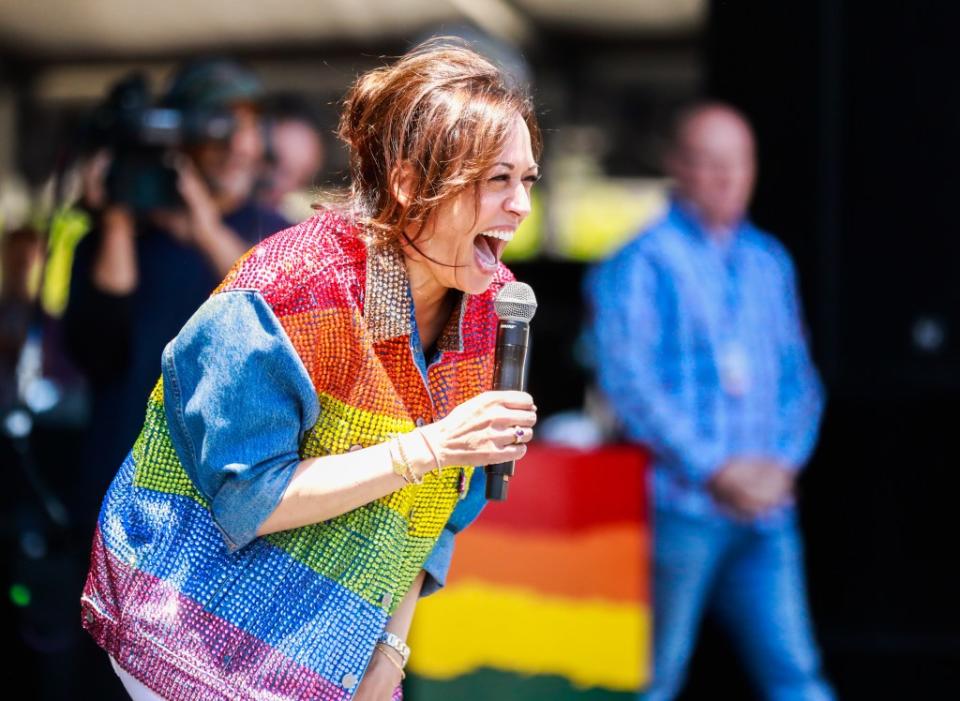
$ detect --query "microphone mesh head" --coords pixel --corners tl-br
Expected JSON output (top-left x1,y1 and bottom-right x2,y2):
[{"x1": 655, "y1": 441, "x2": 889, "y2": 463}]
[{"x1": 494, "y1": 281, "x2": 537, "y2": 323}]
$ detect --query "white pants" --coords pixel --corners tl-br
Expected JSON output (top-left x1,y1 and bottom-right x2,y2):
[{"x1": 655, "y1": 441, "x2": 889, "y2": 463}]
[{"x1": 110, "y1": 656, "x2": 167, "y2": 701}]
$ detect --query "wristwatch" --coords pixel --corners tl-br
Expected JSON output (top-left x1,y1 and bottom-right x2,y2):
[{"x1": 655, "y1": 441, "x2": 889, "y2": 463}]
[{"x1": 377, "y1": 631, "x2": 411, "y2": 667}]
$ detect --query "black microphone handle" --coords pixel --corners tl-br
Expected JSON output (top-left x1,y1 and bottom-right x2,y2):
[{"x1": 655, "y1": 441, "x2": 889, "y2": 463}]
[{"x1": 486, "y1": 320, "x2": 530, "y2": 500}]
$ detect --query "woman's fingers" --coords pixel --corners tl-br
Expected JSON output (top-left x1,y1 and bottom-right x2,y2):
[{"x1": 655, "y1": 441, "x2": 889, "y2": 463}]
[
  {"x1": 502, "y1": 443, "x2": 528, "y2": 461},
  {"x1": 498, "y1": 425, "x2": 534, "y2": 448},
  {"x1": 486, "y1": 442, "x2": 528, "y2": 462},
  {"x1": 487, "y1": 408, "x2": 538, "y2": 429},
  {"x1": 431, "y1": 390, "x2": 538, "y2": 467},
  {"x1": 480, "y1": 390, "x2": 535, "y2": 410}
]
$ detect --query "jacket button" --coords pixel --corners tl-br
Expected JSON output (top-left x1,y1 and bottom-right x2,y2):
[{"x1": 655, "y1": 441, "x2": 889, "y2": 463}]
[
  {"x1": 415, "y1": 418, "x2": 425, "y2": 427},
  {"x1": 381, "y1": 592, "x2": 393, "y2": 608},
  {"x1": 349, "y1": 444, "x2": 362, "y2": 452},
  {"x1": 83, "y1": 610, "x2": 94, "y2": 625},
  {"x1": 342, "y1": 673, "x2": 358, "y2": 690}
]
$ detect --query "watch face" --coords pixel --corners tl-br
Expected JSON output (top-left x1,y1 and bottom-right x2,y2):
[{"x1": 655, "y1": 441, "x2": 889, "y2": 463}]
[{"x1": 378, "y1": 631, "x2": 411, "y2": 665}]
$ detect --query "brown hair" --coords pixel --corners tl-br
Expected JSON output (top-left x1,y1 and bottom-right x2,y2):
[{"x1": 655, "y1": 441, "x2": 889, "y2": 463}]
[{"x1": 337, "y1": 37, "x2": 541, "y2": 249}]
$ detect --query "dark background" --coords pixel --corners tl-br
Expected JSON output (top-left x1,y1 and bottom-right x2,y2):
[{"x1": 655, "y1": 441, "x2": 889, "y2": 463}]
[
  {"x1": 4, "y1": 1, "x2": 960, "y2": 699},
  {"x1": 520, "y1": 2, "x2": 960, "y2": 698},
  {"x1": 689, "y1": 2, "x2": 960, "y2": 698}
]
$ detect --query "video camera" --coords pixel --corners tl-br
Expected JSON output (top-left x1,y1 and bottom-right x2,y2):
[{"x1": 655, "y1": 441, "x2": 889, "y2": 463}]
[{"x1": 84, "y1": 73, "x2": 238, "y2": 212}]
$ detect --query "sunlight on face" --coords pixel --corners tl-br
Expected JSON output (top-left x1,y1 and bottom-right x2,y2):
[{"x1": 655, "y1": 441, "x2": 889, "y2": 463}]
[
  {"x1": 262, "y1": 120, "x2": 323, "y2": 207},
  {"x1": 670, "y1": 108, "x2": 756, "y2": 231},
  {"x1": 403, "y1": 113, "x2": 540, "y2": 296}
]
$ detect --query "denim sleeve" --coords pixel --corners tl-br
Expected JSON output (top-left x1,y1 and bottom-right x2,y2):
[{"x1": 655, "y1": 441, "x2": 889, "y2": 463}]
[
  {"x1": 585, "y1": 252, "x2": 725, "y2": 484},
  {"x1": 420, "y1": 467, "x2": 488, "y2": 597},
  {"x1": 161, "y1": 289, "x2": 320, "y2": 552}
]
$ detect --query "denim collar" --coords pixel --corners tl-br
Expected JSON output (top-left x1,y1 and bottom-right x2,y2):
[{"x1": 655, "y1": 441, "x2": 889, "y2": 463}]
[{"x1": 363, "y1": 240, "x2": 467, "y2": 353}]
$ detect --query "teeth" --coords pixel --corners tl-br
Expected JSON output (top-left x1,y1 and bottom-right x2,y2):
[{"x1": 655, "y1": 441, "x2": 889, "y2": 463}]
[{"x1": 479, "y1": 230, "x2": 514, "y2": 242}]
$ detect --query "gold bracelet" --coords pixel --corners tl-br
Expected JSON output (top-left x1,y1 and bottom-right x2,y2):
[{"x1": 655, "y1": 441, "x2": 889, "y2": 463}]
[
  {"x1": 374, "y1": 644, "x2": 406, "y2": 679},
  {"x1": 388, "y1": 440, "x2": 412, "y2": 484},
  {"x1": 395, "y1": 435, "x2": 423, "y2": 485},
  {"x1": 416, "y1": 428, "x2": 443, "y2": 472}
]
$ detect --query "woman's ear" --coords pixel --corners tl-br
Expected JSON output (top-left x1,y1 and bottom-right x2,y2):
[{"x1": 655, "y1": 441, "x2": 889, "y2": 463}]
[{"x1": 390, "y1": 162, "x2": 416, "y2": 207}]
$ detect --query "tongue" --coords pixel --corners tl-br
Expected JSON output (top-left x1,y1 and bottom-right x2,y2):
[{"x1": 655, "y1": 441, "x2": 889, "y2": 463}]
[{"x1": 474, "y1": 235, "x2": 498, "y2": 270}]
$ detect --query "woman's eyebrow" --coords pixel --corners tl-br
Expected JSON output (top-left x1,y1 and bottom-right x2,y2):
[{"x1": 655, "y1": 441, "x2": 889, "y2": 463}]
[{"x1": 495, "y1": 161, "x2": 540, "y2": 171}]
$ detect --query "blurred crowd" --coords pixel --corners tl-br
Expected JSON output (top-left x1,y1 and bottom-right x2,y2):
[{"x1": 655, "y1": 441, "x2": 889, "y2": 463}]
[
  {"x1": 0, "y1": 56, "x2": 326, "y2": 700},
  {"x1": 0, "y1": 55, "x2": 833, "y2": 701}
]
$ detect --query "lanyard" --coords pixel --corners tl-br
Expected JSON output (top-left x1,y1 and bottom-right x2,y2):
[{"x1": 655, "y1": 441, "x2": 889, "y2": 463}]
[{"x1": 715, "y1": 246, "x2": 752, "y2": 397}]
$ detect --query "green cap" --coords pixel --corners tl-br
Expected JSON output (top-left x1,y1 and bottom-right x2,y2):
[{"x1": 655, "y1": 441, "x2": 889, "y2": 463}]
[{"x1": 162, "y1": 58, "x2": 263, "y2": 110}]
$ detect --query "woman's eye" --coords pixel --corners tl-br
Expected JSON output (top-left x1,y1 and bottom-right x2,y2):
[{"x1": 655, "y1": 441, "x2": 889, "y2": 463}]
[
  {"x1": 489, "y1": 174, "x2": 511, "y2": 182},
  {"x1": 524, "y1": 174, "x2": 541, "y2": 185}
]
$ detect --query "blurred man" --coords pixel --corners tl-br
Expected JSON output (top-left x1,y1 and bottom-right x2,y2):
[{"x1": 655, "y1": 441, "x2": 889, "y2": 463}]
[
  {"x1": 258, "y1": 94, "x2": 325, "y2": 218},
  {"x1": 586, "y1": 102, "x2": 834, "y2": 700},
  {"x1": 64, "y1": 58, "x2": 289, "y2": 528}
]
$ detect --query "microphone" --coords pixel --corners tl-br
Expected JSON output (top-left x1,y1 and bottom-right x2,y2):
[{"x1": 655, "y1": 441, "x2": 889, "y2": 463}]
[{"x1": 486, "y1": 281, "x2": 538, "y2": 500}]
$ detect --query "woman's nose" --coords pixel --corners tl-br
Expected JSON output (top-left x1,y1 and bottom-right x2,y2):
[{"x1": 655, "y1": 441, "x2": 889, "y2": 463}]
[{"x1": 506, "y1": 182, "x2": 532, "y2": 219}]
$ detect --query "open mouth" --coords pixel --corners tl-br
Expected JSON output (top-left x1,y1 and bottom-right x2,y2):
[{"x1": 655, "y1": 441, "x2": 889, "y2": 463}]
[{"x1": 473, "y1": 230, "x2": 514, "y2": 272}]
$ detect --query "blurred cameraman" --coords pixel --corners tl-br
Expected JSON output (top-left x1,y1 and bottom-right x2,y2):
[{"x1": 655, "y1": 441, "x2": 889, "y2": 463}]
[
  {"x1": 258, "y1": 93, "x2": 325, "y2": 221},
  {"x1": 64, "y1": 58, "x2": 289, "y2": 530}
]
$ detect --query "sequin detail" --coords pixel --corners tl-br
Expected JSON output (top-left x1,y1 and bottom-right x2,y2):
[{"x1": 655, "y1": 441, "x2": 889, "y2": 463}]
[{"x1": 82, "y1": 210, "x2": 511, "y2": 699}]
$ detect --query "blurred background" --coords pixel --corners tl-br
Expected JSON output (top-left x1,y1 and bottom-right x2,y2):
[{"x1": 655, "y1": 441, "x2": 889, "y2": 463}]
[{"x1": 1, "y1": 1, "x2": 959, "y2": 699}]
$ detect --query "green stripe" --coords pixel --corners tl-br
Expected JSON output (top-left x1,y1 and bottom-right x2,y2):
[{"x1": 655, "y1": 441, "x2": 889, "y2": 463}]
[
  {"x1": 405, "y1": 669, "x2": 637, "y2": 701},
  {"x1": 302, "y1": 392, "x2": 415, "y2": 457},
  {"x1": 129, "y1": 388, "x2": 454, "y2": 614},
  {"x1": 131, "y1": 389, "x2": 205, "y2": 504},
  {"x1": 265, "y1": 504, "x2": 437, "y2": 611}
]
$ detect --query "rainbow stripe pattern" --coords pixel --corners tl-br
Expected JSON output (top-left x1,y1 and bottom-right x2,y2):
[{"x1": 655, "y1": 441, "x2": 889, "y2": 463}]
[
  {"x1": 81, "y1": 211, "x2": 509, "y2": 699},
  {"x1": 406, "y1": 444, "x2": 651, "y2": 700}
]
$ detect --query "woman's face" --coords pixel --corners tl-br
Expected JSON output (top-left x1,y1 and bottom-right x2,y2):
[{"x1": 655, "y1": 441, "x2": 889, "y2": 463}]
[{"x1": 403, "y1": 114, "x2": 539, "y2": 296}]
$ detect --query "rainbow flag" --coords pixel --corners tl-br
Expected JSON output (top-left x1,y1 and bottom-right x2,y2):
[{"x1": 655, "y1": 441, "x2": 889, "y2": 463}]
[{"x1": 407, "y1": 444, "x2": 650, "y2": 700}]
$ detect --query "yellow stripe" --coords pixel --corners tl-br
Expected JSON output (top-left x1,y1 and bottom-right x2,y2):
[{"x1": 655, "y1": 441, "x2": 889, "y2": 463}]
[
  {"x1": 408, "y1": 581, "x2": 650, "y2": 691},
  {"x1": 307, "y1": 392, "x2": 470, "y2": 538},
  {"x1": 305, "y1": 392, "x2": 415, "y2": 456}
]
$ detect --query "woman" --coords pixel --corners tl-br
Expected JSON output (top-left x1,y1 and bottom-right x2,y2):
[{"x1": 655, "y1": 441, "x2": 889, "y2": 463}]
[{"x1": 80, "y1": 39, "x2": 541, "y2": 701}]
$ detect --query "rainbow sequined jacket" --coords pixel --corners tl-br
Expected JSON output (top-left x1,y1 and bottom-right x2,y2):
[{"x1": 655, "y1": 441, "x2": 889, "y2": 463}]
[{"x1": 81, "y1": 210, "x2": 510, "y2": 700}]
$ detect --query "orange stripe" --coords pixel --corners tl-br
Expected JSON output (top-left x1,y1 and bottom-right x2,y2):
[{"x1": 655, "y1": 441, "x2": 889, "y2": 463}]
[{"x1": 448, "y1": 523, "x2": 649, "y2": 604}]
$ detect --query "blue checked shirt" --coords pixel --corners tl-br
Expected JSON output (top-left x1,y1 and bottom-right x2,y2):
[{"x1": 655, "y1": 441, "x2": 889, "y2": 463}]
[{"x1": 585, "y1": 198, "x2": 824, "y2": 522}]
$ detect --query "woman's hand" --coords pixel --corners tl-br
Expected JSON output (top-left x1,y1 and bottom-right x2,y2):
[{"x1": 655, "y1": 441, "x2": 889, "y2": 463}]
[
  {"x1": 257, "y1": 394, "x2": 536, "y2": 537},
  {"x1": 352, "y1": 649, "x2": 403, "y2": 701},
  {"x1": 419, "y1": 390, "x2": 537, "y2": 469}
]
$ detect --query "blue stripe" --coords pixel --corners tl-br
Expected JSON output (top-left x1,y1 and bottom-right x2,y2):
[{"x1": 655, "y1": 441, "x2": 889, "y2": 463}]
[{"x1": 99, "y1": 453, "x2": 386, "y2": 681}]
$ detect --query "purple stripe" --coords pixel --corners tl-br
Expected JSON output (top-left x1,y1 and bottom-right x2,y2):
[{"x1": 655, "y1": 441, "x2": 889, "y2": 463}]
[
  {"x1": 99, "y1": 452, "x2": 388, "y2": 680},
  {"x1": 83, "y1": 534, "x2": 350, "y2": 700}
]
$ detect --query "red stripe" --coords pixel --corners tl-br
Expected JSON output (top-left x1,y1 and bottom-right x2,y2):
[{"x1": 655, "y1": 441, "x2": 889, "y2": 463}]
[{"x1": 475, "y1": 443, "x2": 650, "y2": 532}]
